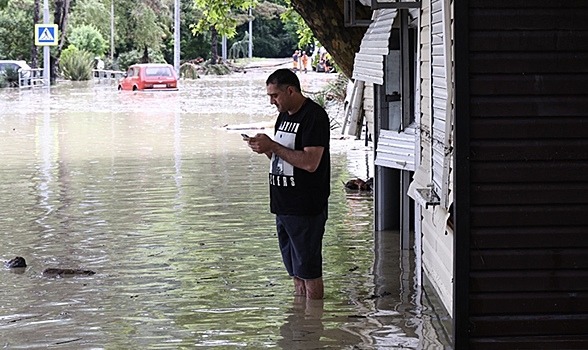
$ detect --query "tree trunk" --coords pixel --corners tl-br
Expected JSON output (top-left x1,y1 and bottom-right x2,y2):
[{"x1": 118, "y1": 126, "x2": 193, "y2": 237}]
[
  {"x1": 51, "y1": 0, "x2": 70, "y2": 83},
  {"x1": 210, "y1": 26, "x2": 219, "y2": 63},
  {"x1": 54, "y1": 0, "x2": 70, "y2": 51},
  {"x1": 31, "y1": 0, "x2": 40, "y2": 68},
  {"x1": 291, "y1": 0, "x2": 370, "y2": 78},
  {"x1": 141, "y1": 46, "x2": 149, "y2": 63}
]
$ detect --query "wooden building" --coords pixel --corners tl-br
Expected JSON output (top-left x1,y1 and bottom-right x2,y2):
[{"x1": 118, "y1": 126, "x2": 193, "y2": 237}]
[{"x1": 347, "y1": 0, "x2": 588, "y2": 348}]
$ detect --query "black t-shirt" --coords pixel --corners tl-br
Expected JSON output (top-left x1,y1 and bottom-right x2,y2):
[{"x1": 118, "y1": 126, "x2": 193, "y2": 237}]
[{"x1": 269, "y1": 98, "x2": 330, "y2": 215}]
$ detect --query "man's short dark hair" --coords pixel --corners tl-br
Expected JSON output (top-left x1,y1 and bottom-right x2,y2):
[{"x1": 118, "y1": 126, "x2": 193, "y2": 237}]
[{"x1": 266, "y1": 68, "x2": 301, "y2": 92}]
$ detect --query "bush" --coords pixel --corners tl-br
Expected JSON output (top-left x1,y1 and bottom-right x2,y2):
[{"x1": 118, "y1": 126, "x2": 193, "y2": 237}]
[
  {"x1": 201, "y1": 61, "x2": 231, "y2": 75},
  {"x1": 61, "y1": 45, "x2": 80, "y2": 64},
  {"x1": 308, "y1": 73, "x2": 348, "y2": 108},
  {"x1": 179, "y1": 62, "x2": 200, "y2": 79},
  {"x1": 323, "y1": 73, "x2": 348, "y2": 101},
  {"x1": 60, "y1": 47, "x2": 94, "y2": 81},
  {"x1": 0, "y1": 67, "x2": 20, "y2": 87},
  {"x1": 68, "y1": 24, "x2": 108, "y2": 57},
  {"x1": 0, "y1": 75, "x2": 8, "y2": 88}
]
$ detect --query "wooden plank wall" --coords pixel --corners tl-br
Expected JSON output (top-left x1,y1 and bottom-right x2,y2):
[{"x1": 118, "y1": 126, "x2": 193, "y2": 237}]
[{"x1": 464, "y1": 1, "x2": 588, "y2": 348}]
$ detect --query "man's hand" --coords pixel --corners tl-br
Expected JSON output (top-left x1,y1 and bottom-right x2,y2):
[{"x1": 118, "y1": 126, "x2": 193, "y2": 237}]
[
  {"x1": 247, "y1": 133, "x2": 272, "y2": 159},
  {"x1": 247, "y1": 134, "x2": 273, "y2": 154}
]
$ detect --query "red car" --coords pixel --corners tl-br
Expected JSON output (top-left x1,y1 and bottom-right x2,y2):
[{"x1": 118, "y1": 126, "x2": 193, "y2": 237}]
[{"x1": 118, "y1": 63, "x2": 178, "y2": 91}]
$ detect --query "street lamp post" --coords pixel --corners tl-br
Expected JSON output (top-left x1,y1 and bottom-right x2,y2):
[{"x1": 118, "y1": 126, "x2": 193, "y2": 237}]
[
  {"x1": 43, "y1": 0, "x2": 50, "y2": 86},
  {"x1": 248, "y1": 6, "x2": 252, "y2": 59},
  {"x1": 174, "y1": 0, "x2": 180, "y2": 74},
  {"x1": 110, "y1": 0, "x2": 114, "y2": 62}
]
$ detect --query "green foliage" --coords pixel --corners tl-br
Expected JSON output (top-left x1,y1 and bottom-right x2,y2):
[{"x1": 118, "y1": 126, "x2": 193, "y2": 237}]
[
  {"x1": 192, "y1": 0, "x2": 258, "y2": 39},
  {"x1": 236, "y1": 1, "x2": 296, "y2": 58},
  {"x1": 0, "y1": 0, "x2": 313, "y2": 76},
  {"x1": 0, "y1": 67, "x2": 19, "y2": 88},
  {"x1": 176, "y1": 0, "x2": 211, "y2": 61},
  {"x1": 59, "y1": 48, "x2": 95, "y2": 81},
  {"x1": 117, "y1": 48, "x2": 167, "y2": 71},
  {"x1": 60, "y1": 44, "x2": 79, "y2": 63},
  {"x1": 68, "y1": 24, "x2": 108, "y2": 57},
  {"x1": 115, "y1": 0, "x2": 171, "y2": 62},
  {"x1": 0, "y1": 0, "x2": 34, "y2": 62},
  {"x1": 201, "y1": 61, "x2": 231, "y2": 75},
  {"x1": 280, "y1": 0, "x2": 314, "y2": 48},
  {"x1": 179, "y1": 62, "x2": 201, "y2": 79},
  {"x1": 308, "y1": 73, "x2": 348, "y2": 110},
  {"x1": 68, "y1": 0, "x2": 110, "y2": 41},
  {"x1": 324, "y1": 73, "x2": 349, "y2": 101},
  {"x1": 313, "y1": 91, "x2": 326, "y2": 108},
  {"x1": 180, "y1": 60, "x2": 232, "y2": 76}
]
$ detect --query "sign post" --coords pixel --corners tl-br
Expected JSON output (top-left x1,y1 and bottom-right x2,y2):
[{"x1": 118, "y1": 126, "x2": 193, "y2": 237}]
[{"x1": 35, "y1": 0, "x2": 57, "y2": 86}]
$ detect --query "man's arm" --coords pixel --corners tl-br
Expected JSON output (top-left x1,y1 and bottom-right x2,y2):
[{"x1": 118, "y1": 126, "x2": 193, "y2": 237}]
[
  {"x1": 271, "y1": 142, "x2": 324, "y2": 173},
  {"x1": 248, "y1": 134, "x2": 324, "y2": 173}
]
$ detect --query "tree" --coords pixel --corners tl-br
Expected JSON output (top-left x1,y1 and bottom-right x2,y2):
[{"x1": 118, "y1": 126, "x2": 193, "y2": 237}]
[
  {"x1": 289, "y1": 0, "x2": 368, "y2": 78},
  {"x1": 31, "y1": 0, "x2": 40, "y2": 68},
  {"x1": 68, "y1": 24, "x2": 108, "y2": 57},
  {"x1": 280, "y1": 0, "x2": 313, "y2": 49},
  {"x1": 54, "y1": 0, "x2": 71, "y2": 52},
  {"x1": 114, "y1": 0, "x2": 171, "y2": 64},
  {"x1": 68, "y1": 0, "x2": 110, "y2": 41},
  {"x1": 50, "y1": 0, "x2": 71, "y2": 83},
  {"x1": 0, "y1": 0, "x2": 34, "y2": 61},
  {"x1": 192, "y1": 0, "x2": 257, "y2": 63},
  {"x1": 237, "y1": 0, "x2": 296, "y2": 58},
  {"x1": 174, "y1": 0, "x2": 211, "y2": 61}
]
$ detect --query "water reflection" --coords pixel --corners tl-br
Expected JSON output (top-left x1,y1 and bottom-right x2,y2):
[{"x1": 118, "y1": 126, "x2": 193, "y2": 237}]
[
  {"x1": 278, "y1": 297, "x2": 325, "y2": 348},
  {"x1": 0, "y1": 74, "x2": 449, "y2": 349}
]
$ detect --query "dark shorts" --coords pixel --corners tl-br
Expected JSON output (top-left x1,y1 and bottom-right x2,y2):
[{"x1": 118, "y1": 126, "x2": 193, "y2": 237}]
[{"x1": 275, "y1": 209, "x2": 327, "y2": 280}]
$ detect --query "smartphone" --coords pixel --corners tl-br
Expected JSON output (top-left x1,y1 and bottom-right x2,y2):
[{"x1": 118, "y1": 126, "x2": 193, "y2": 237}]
[{"x1": 241, "y1": 133, "x2": 250, "y2": 140}]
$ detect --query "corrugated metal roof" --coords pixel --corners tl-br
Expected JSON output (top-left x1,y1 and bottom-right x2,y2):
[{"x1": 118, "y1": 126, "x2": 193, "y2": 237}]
[{"x1": 352, "y1": 9, "x2": 398, "y2": 85}]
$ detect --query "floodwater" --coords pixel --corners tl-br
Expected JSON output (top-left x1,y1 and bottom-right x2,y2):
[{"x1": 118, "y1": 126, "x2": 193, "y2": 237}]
[{"x1": 0, "y1": 70, "x2": 450, "y2": 349}]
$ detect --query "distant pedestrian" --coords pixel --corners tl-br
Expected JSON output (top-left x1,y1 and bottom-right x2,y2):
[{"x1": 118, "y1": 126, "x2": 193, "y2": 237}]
[
  {"x1": 93, "y1": 57, "x2": 105, "y2": 78},
  {"x1": 301, "y1": 51, "x2": 309, "y2": 73},
  {"x1": 320, "y1": 52, "x2": 330, "y2": 73},
  {"x1": 94, "y1": 57, "x2": 105, "y2": 70},
  {"x1": 292, "y1": 50, "x2": 300, "y2": 73}
]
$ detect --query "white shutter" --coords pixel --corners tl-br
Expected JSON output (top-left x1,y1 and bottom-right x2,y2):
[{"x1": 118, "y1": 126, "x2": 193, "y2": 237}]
[
  {"x1": 352, "y1": 9, "x2": 398, "y2": 85},
  {"x1": 375, "y1": 126, "x2": 417, "y2": 171}
]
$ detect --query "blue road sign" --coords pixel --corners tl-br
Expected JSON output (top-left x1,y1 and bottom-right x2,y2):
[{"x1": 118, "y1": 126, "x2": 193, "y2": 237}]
[{"x1": 35, "y1": 24, "x2": 58, "y2": 46}]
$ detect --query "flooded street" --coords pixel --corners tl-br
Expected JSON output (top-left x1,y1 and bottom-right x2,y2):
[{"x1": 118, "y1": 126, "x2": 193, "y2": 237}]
[{"x1": 0, "y1": 70, "x2": 448, "y2": 349}]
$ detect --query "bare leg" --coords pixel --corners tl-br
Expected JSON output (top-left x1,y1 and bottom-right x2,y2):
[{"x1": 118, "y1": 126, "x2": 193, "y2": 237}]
[
  {"x1": 305, "y1": 277, "x2": 324, "y2": 300},
  {"x1": 293, "y1": 277, "x2": 306, "y2": 296}
]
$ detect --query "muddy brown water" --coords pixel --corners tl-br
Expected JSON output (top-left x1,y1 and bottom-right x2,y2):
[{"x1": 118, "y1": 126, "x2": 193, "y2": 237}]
[{"x1": 0, "y1": 71, "x2": 449, "y2": 349}]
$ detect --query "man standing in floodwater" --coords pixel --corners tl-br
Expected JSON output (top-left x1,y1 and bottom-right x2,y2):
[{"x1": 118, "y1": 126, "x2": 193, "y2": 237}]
[{"x1": 246, "y1": 68, "x2": 331, "y2": 299}]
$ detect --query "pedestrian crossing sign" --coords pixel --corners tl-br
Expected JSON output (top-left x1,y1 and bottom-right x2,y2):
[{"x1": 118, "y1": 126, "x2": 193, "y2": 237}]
[{"x1": 35, "y1": 24, "x2": 58, "y2": 46}]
